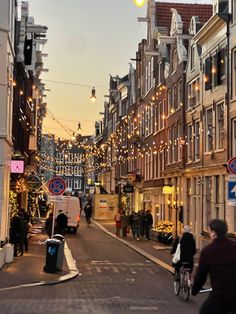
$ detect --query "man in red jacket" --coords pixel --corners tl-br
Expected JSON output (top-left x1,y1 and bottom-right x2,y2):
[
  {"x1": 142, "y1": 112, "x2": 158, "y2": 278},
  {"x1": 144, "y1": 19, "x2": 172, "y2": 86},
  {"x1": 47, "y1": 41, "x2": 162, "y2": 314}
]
[{"x1": 192, "y1": 219, "x2": 236, "y2": 314}]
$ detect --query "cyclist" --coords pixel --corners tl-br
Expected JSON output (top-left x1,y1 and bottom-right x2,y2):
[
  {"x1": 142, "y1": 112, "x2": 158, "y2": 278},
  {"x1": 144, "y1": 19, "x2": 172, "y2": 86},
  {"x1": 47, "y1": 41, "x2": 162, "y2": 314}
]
[
  {"x1": 171, "y1": 225, "x2": 196, "y2": 279},
  {"x1": 192, "y1": 219, "x2": 236, "y2": 314}
]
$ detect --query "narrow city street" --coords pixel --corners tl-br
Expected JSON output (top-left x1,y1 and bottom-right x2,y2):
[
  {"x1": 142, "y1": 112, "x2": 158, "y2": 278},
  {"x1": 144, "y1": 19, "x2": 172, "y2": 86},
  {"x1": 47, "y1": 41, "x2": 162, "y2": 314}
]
[{"x1": 0, "y1": 217, "x2": 206, "y2": 314}]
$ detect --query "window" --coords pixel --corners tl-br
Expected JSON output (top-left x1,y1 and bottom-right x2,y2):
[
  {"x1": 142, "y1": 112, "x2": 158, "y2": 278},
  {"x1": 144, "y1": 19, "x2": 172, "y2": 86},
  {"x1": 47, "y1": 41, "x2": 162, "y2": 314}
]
[
  {"x1": 74, "y1": 179, "x2": 81, "y2": 190},
  {"x1": 177, "y1": 122, "x2": 182, "y2": 161},
  {"x1": 204, "y1": 57, "x2": 212, "y2": 90},
  {"x1": 173, "y1": 84, "x2": 177, "y2": 110},
  {"x1": 232, "y1": 49, "x2": 236, "y2": 99},
  {"x1": 173, "y1": 124, "x2": 178, "y2": 162},
  {"x1": 145, "y1": 65, "x2": 148, "y2": 93},
  {"x1": 232, "y1": 119, "x2": 236, "y2": 156},
  {"x1": 215, "y1": 103, "x2": 224, "y2": 149},
  {"x1": 206, "y1": 108, "x2": 213, "y2": 152},
  {"x1": 151, "y1": 57, "x2": 154, "y2": 88},
  {"x1": 186, "y1": 124, "x2": 193, "y2": 162},
  {"x1": 172, "y1": 49, "x2": 178, "y2": 73},
  {"x1": 158, "y1": 61, "x2": 163, "y2": 85},
  {"x1": 159, "y1": 100, "x2": 165, "y2": 130},
  {"x1": 65, "y1": 179, "x2": 72, "y2": 189},
  {"x1": 148, "y1": 61, "x2": 151, "y2": 91},
  {"x1": 178, "y1": 79, "x2": 183, "y2": 107},
  {"x1": 74, "y1": 166, "x2": 82, "y2": 176},
  {"x1": 167, "y1": 128, "x2": 172, "y2": 164},
  {"x1": 190, "y1": 44, "x2": 195, "y2": 70},
  {"x1": 188, "y1": 78, "x2": 200, "y2": 109},
  {"x1": 74, "y1": 154, "x2": 82, "y2": 164},
  {"x1": 194, "y1": 120, "x2": 200, "y2": 160},
  {"x1": 154, "y1": 105, "x2": 158, "y2": 133},
  {"x1": 167, "y1": 89, "x2": 172, "y2": 115}
]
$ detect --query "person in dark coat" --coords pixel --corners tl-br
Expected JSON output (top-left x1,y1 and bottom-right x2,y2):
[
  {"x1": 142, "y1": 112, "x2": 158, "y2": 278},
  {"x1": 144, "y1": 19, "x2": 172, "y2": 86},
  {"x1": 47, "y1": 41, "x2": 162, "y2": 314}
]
[
  {"x1": 55, "y1": 210, "x2": 68, "y2": 235},
  {"x1": 192, "y1": 219, "x2": 236, "y2": 314},
  {"x1": 144, "y1": 210, "x2": 153, "y2": 240},
  {"x1": 171, "y1": 225, "x2": 196, "y2": 274},
  {"x1": 10, "y1": 212, "x2": 22, "y2": 257},
  {"x1": 45, "y1": 212, "x2": 54, "y2": 237},
  {"x1": 84, "y1": 200, "x2": 92, "y2": 227}
]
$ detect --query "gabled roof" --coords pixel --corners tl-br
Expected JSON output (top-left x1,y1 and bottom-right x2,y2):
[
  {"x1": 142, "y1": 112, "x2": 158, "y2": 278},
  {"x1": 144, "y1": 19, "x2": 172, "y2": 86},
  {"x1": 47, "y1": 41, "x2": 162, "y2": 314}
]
[{"x1": 155, "y1": 2, "x2": 213, "y2": 33}]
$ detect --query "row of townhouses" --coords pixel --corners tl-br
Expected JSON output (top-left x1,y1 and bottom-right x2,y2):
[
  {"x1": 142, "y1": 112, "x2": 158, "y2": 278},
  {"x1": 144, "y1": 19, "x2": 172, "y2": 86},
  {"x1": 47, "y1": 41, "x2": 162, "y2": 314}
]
[
  {"x1": 95, "y1": 0, "x2": 236, "y2": 248},
  {"x1": 0, "y1": 0, "x2": 47, "y2": 266}
]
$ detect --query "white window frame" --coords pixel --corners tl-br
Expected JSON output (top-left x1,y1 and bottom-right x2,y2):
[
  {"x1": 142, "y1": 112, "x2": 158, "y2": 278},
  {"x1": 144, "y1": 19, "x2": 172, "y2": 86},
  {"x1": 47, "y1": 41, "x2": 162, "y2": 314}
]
[
  {"x1": 232, "y1": 118, "x2": 236, "y2": 157},
  {"x1": 194, "y1": 120, "x2": 200, "y2": 160},
  {"x1": 205, "y1": 107, "x2": 213, "y2": 152},
  {"x1": 74, "y1": 179, "x2": 81, "y2": 190},
  {"x1": 215, "y1": 102, "x2": 224, "y2": 150}
]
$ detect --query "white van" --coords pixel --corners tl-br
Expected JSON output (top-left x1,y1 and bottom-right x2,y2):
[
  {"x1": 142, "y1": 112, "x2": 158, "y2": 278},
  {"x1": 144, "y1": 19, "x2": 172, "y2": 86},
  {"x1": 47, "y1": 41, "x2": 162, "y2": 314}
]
[{"x1": 48, "y1": 195, "x2": 81, "y2": 233}]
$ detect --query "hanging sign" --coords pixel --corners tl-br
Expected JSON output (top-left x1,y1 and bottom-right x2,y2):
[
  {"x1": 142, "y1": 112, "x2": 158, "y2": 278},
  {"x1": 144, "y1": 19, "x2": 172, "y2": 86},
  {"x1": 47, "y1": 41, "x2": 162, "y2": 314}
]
[{"x1": 26, "y1": 174, "x2": 42, "y2": 190}]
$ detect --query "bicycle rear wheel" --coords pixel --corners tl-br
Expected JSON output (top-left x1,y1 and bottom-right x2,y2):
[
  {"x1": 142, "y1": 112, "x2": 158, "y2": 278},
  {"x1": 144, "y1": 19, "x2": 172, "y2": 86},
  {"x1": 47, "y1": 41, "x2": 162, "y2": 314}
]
[
  {"x1": 173, "y1": 272, "x2": 180, "y2": 295},
  {"x1": 181, "y1": 271, "x2": 190, "y2": 301}
]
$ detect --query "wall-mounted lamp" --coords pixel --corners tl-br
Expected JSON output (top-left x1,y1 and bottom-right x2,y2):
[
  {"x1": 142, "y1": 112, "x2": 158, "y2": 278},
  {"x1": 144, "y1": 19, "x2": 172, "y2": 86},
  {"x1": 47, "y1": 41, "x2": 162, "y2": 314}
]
[
  {"x1": 90, "y1": 87, "x2": 96, "y2": 102},
  {"x1": 172, "y1": 199, "x2": 177, "y2": 207},
  {"x1": 167, "y1": 199, "x2": 171, "y2": 206}
]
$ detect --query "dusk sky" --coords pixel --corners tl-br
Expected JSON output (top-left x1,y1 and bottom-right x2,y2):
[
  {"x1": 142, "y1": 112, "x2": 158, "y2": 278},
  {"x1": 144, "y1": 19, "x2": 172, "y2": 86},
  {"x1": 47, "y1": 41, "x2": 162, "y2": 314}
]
[{"x1": 28, "y1": 0, "x2": 147, "y2": 139}]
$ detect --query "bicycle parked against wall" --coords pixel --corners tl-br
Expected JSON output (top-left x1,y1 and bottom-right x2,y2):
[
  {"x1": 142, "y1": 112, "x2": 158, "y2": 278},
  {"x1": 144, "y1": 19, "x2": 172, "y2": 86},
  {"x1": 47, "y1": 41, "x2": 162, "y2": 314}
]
[{"x1": 173, "y1": 262, "x2": 192, "y2": 301}]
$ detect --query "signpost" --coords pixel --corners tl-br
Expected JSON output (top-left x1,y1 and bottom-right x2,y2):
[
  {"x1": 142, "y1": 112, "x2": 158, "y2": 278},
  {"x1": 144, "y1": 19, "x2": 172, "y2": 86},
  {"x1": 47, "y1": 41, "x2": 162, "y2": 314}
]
[{"x1": 48, "y1": 177, "x2": 66, "y2": 196}]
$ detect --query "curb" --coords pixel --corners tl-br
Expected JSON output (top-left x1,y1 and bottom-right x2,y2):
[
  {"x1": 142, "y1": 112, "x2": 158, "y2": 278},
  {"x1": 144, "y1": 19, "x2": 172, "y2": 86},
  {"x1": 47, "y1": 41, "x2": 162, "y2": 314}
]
[
  {"x1": 93, "y1": 220, "x2": 174, "y2": 274},
  {"x1": 0, "y1": 240, "x2": 78, "y2": 292}
]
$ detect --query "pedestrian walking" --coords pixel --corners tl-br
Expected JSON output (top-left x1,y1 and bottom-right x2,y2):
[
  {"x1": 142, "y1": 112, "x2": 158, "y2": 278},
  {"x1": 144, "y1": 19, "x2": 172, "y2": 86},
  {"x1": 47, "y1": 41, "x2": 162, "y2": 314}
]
[
  {"x1": 84, "y1": 200, "x2": 92, "y2": 226},
  {"x1": 144, "y1": 209, "x2": 153, "y2": 240},
  {"x1": 114, "y1": 209, "x2": 122, "y2": 236},
  {"x1": 121, "y1": 210, "x2": 129, "y2": 237},
  {"x1": 45, "y1": 212, "x2": 54, "y2": 237},
  {"x1": 55, "y1": 210, "x2": 68, "y2": 235},
  {"x1": 10, "y1": 212, "x2": 22, "y2": 257}
]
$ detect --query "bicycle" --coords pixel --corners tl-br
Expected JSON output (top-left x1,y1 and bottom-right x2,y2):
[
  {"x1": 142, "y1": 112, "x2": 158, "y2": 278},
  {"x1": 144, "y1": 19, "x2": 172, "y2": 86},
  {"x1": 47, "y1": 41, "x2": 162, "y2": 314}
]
[{"x1": 173, "y1": 262, "x2": 192, "y2": 301}]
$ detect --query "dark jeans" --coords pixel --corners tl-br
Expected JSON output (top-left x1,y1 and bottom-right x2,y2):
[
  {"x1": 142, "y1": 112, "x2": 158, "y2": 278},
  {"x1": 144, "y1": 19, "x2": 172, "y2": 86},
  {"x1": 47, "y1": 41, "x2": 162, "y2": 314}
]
[{"x1": 200, "y1": 295, "x2": 236, "y2": 314}]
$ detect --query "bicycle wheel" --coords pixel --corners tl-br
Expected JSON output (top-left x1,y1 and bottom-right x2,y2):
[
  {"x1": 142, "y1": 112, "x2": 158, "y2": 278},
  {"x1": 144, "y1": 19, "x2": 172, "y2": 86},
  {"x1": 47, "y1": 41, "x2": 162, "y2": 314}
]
[
  {"x1": 173, "y1": 272, "x2": 180, "y2": 295},
  {"x1": 181, "y1": 271, "x2": 190, "y2": 301}
]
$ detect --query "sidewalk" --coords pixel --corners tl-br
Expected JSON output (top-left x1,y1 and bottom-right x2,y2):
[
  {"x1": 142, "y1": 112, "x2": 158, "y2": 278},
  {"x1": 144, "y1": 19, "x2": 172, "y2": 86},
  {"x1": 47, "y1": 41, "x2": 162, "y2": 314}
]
[
  {"x1": 93, "y1": 220, "x2": 200, "y2": 274},
  {"x1": 0, "y1": 220, "x2": 78, "y2": 291}
]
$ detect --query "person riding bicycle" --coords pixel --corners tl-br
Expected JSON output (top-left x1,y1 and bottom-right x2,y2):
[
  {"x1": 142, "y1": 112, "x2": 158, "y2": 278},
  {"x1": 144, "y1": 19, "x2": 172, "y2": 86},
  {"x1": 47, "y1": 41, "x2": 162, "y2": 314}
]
[
  {"x1": 171, "y1": 225, "x2": 196, "y2": 278},
  {"x1": 192, "y1": 219, "x2": 236, "y2": 314}
]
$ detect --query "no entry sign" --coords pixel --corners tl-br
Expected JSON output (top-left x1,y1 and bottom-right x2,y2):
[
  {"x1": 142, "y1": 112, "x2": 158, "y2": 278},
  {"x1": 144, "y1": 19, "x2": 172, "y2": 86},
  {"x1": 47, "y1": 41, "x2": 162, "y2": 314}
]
[{"x1": 48, "y1": 177, "x2": 66, "y2": 195}]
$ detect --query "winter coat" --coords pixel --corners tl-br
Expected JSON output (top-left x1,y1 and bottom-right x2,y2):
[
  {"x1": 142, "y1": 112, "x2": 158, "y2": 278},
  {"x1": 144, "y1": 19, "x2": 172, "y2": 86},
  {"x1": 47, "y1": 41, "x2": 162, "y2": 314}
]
[
  {"x1": 192, "y1": 236, "x2": 236, "y2": 308},
  {"x1": 171, "y1": 232, "x2": 196, "y2": 265}
]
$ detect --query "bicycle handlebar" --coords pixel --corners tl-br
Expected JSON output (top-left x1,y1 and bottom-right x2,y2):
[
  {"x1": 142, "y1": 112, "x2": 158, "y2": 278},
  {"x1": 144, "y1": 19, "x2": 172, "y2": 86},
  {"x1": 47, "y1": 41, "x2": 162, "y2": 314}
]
[{"x1": 199, "y1": 288, "x2": 212, "y2": 294}]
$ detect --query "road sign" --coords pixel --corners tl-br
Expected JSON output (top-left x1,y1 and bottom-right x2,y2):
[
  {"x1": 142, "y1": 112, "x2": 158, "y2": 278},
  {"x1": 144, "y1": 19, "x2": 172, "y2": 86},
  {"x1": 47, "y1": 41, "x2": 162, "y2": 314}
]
[
  {"x1": 48, "y1": 177, "x2": 66, "y2": 195},
  {"x1": 26, "y1": 174, "x2": 42, "y2": 190},
  {"x1": 227, "y1": 157, "x2": 236, "y2": 174},
  {"x1": 228, "y1": 181, "x2": 236, "y2": 201}
]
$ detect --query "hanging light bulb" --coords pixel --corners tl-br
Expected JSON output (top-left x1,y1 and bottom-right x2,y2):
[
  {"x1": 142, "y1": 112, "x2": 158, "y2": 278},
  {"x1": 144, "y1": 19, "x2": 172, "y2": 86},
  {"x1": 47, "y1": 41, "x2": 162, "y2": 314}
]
[
  {"x1": 134, "y1": 0, "x2": 146, "y2": 7},
  {"x1": 90, "y1": 86, "x2": 96, "y2": 102}
]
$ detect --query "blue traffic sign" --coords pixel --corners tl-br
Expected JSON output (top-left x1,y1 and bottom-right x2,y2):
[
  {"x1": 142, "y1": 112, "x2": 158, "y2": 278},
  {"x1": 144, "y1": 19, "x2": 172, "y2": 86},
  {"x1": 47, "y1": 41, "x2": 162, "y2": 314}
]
[
  {"x1": 227, "y1": 157, "x2": 236, "y2": 175},
  {"x1": 228, "y1": 181, "x2": 236, "y2": 201},
  {"x1": 48, "y1": 177, "x2": 66, "y2": 195}
]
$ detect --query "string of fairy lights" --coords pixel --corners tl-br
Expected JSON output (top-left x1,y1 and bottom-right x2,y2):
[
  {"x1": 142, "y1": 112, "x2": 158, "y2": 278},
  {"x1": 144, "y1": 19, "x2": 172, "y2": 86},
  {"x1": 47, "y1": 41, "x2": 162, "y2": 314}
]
[
  {"x1": 11, "y1": 65, "x2": 203, "y2": 184},
  {"x1": 37, "y1": 80, "x2": 203, "y2": 179}
]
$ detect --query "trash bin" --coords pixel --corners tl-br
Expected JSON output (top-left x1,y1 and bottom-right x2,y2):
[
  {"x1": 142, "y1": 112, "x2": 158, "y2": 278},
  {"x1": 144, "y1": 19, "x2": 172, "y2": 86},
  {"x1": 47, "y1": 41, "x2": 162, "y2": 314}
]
[
  {"x1": 52, "y1": 234, "x2": 65, "y2": 271},
  {"x1": 44, "y1": 238, "x2": 61, "y2": 273}
]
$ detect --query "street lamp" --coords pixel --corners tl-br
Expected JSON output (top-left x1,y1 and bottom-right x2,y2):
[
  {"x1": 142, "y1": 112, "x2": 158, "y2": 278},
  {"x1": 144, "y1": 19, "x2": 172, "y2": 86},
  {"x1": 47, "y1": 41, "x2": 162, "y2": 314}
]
[
  {"x1": 90, "y1": 87, "x2": 96, "y2": 102},
  {"x1": 134, "y1": 0, "x2": 146, "y2": 7}
]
